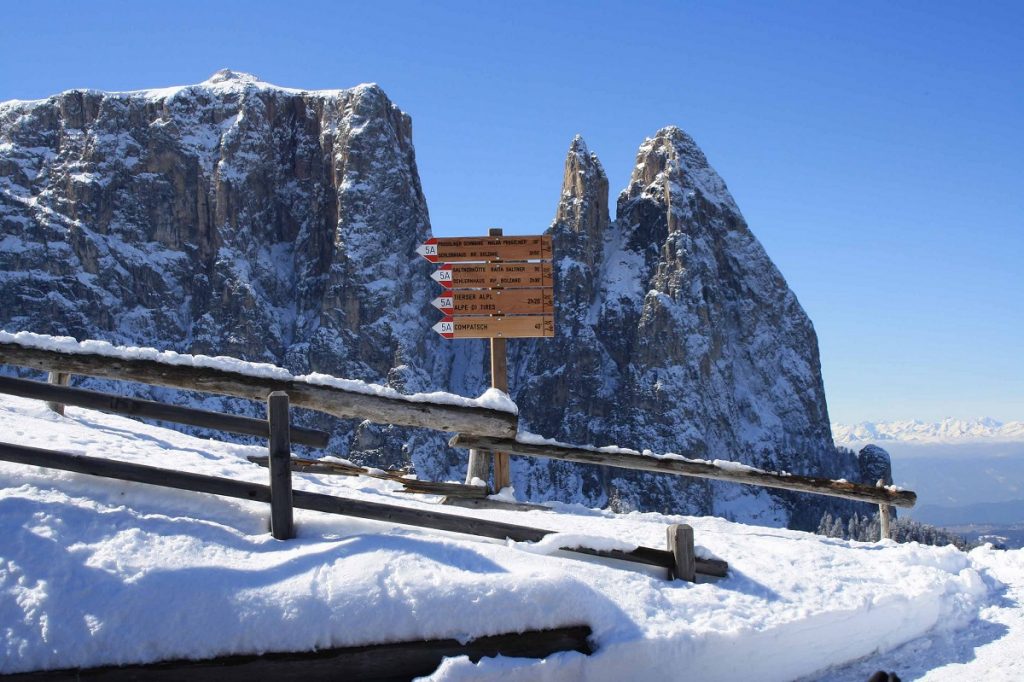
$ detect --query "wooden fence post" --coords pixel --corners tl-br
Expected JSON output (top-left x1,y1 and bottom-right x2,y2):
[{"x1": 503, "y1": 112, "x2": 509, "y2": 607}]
[
  {"x1": 877, "y1": 479, "x2": 892, "y2": 541},
  {"x1": 268, "y1": 391, "x2": 294, "y2": 540},
  {"x1": 464, "y1": 448, "x2": 491, "y2": 486},
  {"x1": 488, "y1": 227, "x2": 511, "y2": 493},
  {"x1": 45, "y1": 372, "x2": 70, "y2": 415},
  {"x1": 667, "y1": 524, "x2": 696, "y2": 582}
]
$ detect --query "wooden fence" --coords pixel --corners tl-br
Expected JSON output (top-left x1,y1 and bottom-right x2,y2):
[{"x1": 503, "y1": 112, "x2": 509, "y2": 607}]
[
  {"x1": 0, "y1": 337, "x2": 914, "y2": 542},
  {"x1": 453, "y1": 434, "x2": 913, "y2": 540},
  {"x1": 0, "y1": 340, "x2": 517, "y2": 438},
  {"x1": 0, "y1": 440, "x2": 724, "y2": 580}
]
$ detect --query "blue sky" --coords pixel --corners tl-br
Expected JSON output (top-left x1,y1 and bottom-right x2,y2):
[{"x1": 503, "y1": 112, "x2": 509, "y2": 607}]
[{"x1": 1, "y1": 1, "x2": 1021, "y2": 423}]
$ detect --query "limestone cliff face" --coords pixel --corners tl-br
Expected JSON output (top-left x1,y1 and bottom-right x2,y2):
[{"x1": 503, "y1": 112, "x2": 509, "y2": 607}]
[
  {"x1": 0, "y1": 70, "x2": 448, "y2": 468},
  {"x1": 0, "y1": 72, "x2": 862, "y2": 526}
]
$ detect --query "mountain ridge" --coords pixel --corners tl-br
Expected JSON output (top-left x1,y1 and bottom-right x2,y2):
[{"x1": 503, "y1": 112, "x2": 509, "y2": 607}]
[
  {"x1": 1, "y1": 71, "x2": 872, "y2": 527},
  {"x1": 834, "y1": 418, "x2": 1024, "y2": 445}
]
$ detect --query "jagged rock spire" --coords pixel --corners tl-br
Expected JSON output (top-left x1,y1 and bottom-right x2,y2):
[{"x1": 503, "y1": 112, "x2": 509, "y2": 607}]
[{"x1": 552, "y1": 135, "x2": 609, "y2": 270}]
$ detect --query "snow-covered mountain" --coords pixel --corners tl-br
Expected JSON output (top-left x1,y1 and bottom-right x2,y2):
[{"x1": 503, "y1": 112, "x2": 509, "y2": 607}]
[
  {"x1": 0, "y1": 70, "x2": 872, "y2": 526},
  {"x1": 833, "y1": 418, "x2": 1024, "y2": 445}
]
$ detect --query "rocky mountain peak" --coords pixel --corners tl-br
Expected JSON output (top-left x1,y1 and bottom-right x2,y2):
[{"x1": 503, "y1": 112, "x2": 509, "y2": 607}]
[
  {"x1": 622, "y1": 125, "x2": 739, "y2": 222},
  {"x1": 205, "y1": 69, "x2": 261, "y2": 85},
  {"x1": 553, "y1": 134, "x2": 609, "y2": 270}
]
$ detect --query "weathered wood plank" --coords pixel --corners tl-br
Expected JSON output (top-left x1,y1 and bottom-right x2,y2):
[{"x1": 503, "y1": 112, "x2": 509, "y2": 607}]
[
  {"x1": 267, "y1": 392, "x2": 294, "y2": 540},
  {"x1": 442, "y1": 496, "x2": 551, "y2": 512},
  {"x1": 246, "y1": 455, "x2": 489, "y2": 499},
  {"x1": 45, "y1": 371, "x2": 70, "y2": 415},
  {"x1": 0, "y1": 443, "x2": 723, "y2": 577},
  {"x1": 0, "y1": 375, "x2": 330, "y2": 448},
  {"x1": 451, "y1": 434, "x2": 917, "y2": 508},
  {"x1": 0, "y1": 341, "x2": 517, "y2": 438},
  {"x1": 490, "y1": 338, "x2": 510, "y2": 492},
  {"x1": 0, "y1": 625, "x2": 593, "y2": 681},
  {"x1": 667, "y1": 524, "x2": 696, "y2": 582},
  {"x1": 464, "y1": 447, "x2": 491, "y2": 486},
  {"x1": 876, "y1": 481, "x2": 892, "y2": 540}
]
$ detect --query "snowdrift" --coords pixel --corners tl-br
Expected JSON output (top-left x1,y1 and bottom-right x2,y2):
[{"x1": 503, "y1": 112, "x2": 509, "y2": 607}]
[{"x1": 0, "y1": 393, "x2": 1020, "y2": 680}]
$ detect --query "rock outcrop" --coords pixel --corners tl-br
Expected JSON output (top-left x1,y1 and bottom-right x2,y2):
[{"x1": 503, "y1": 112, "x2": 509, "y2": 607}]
[{"x1": 0, "y1": 72, "x2": 866, "y2": 527}]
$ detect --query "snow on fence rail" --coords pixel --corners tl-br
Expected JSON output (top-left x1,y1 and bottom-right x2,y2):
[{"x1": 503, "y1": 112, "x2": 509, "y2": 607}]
[
  {"x1": 0, "y1": 332, "x2": 517, "y2": 438},
  {"x1": 0, "y1": 374, "x2": 332, "y2": 448},
  {"x1": 452, "y1": 433, "x2": 916, "y2": 540}
]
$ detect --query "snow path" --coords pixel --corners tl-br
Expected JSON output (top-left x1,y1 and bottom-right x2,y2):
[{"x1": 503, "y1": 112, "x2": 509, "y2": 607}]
[
  {"x1": 805, "y1": 545, "x2": 1024, "y2": 681},
  {"x1": 0, "y1": 393, "x2": 1020, "y2": 679}
]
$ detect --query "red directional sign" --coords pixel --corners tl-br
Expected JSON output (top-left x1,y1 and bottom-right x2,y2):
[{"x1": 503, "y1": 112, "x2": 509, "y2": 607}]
[
  {"x1": 430, "y1": 262, "x2": 554, "y2": 290},
  {"x1": 417, "y1": 235, "x2": 551, "y2": 263},
  {"x1": 432, "y1": 315, "x2": 555, "y2": 339}
]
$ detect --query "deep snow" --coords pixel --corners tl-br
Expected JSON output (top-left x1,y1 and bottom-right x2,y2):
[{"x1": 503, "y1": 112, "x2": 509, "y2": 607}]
[{"x1": 1, "y1": 393, "x2": 1021, "y2": 680}]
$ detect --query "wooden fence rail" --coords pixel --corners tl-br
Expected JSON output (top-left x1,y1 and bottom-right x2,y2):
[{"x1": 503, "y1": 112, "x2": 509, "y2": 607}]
[
  {"x1": 0, "y1": 626, "x2": 593, "y2": 681},
  {"x1": 451, "y1": 434, "x2": 917, "y2": 509},
  {"x1": 0, "y1": 341, "x2": 517, "y2": 438},
  {"x1": 0, "y1": 441, "x2": 725, "y2": 580},
  {"x1": 0, "y1": 375, "x2": 331, "y2": 448}
]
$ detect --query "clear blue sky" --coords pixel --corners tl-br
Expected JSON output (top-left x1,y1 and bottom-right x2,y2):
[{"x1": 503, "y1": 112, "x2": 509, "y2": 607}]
[{"x1": 2, "y1": 1, "x2": 1021, "y2": 424}]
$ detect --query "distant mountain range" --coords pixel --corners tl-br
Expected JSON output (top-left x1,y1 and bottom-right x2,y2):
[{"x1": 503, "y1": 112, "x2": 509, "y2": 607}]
[{"x1": 833, "y1": 418, "x2": 1024, "y2": 445}]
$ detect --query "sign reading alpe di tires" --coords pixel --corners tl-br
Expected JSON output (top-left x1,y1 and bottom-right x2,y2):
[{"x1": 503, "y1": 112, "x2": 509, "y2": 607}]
[{"x1": 418, "y1": 235, "x2": 555, "y2": 339}]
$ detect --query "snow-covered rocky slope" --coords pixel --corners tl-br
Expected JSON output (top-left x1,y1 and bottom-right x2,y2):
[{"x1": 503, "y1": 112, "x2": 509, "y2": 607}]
[
  {"x1": 0, "y1": 70, "x2": 869, "y2": 525},
  {"x1": 2, "y1": 393, "x2": 1021, "y2": 680}
]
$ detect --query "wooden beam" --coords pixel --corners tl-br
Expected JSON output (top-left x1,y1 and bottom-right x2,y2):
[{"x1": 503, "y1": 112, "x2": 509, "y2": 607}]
[
  {"x1": 247, "y1": 455, "x2": 488, "y2": 499},
  {"x1": 667, "y1": 524, "x2": 696, "y2": 582},
  {"x1": 0, "y1": 375, "x2": 330, "y2": 448},
  {"x1": 451, "y1": 434, "x2": 918, "y2": 508},
  {"x1": 0, "y1": 341, "x2": 517, "y2": 438},
  {"x1": 0, "y1": 625, "x2": 593, "y2": 681},
  {"x1": 878, "y1": 481, "x2": 892, "y2": 541},
  {"x1": 45, "y1": 371, "x2": 70, "y2": 415},
  {"x1": 0, "y1": 442, "x2": 724, "y2": 577},
  {"x1": 267, "y1": 392, "x2": 294, "y2": 540}
]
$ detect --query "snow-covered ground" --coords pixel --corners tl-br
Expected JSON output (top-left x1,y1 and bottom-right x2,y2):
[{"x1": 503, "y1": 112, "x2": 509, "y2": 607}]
[{"x1": 1, "y1": 393, "x2": 1021, "y2": 680}]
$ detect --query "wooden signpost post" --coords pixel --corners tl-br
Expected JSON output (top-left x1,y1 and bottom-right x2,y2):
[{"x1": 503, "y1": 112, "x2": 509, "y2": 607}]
[{"x1": 420, "y1": 228, "x2": 554, "y2": 492}]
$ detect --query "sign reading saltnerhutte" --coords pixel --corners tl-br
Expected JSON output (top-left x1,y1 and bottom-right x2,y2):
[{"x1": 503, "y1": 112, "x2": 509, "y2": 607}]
[{"x1": 430, "y1": 262, "x2": 553, "y2": 289}]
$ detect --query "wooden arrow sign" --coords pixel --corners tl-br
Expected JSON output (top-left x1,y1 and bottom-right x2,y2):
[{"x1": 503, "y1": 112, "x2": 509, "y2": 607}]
[
  {"x1": 430, "y1": 263, "x2": 554, "y2": 289},
  {"x1": 431, "y1": 288, "x2": 554, "y2": 316},
  {"x1": 417, "y1": 236, "x2": 552, "y2": 263},
  {"x1": 432, "y1": 316, "x2": 555, "y2": 339}
]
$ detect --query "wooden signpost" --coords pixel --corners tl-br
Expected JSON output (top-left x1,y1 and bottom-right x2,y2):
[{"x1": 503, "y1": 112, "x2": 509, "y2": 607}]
[{"x1": 419, "y1": 228, "x2": 555, "y2": 492}]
